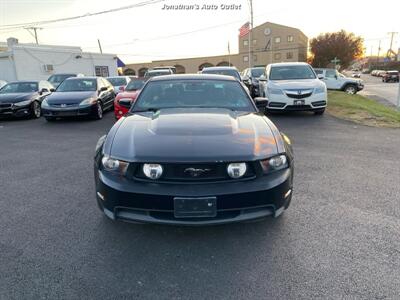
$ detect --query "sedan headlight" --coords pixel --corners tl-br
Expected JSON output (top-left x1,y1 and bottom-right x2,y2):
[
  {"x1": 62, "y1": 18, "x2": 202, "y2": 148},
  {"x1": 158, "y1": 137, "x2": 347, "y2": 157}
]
[
  {"x1": 227, "y1": 162, "x2": 247, "y2": 179},
  {"x1": 79, "y1": 97, "x2": 97, "y2": 106},
  {"x1": 14, "y1": 99, "x2": 32, "y2": 107},
  {"x1": 260, "y1": 155, "x2": 288, "y2": 174},
  {"x1": 267, "y1": 87, "x2": 283, "y2": 95},
  {"x1": 143, "y1": 164, "x2": 163, "y2": 180},
  {"x1": 314, "y1": 86, "x2": 326, "y2": 94},
  {"x1": 101, "y1": 155, "x2": 129, "y2": 175}
]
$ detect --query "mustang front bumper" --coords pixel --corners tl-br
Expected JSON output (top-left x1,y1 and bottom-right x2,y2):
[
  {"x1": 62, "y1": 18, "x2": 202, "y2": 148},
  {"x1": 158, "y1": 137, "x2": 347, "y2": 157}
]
[{"x1": 94, "y1": 167, "x2": 293, "y2": 225}]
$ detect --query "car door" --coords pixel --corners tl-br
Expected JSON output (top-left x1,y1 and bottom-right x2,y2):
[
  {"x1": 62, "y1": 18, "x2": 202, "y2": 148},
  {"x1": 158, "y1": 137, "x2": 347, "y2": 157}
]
[
  {"x1": 102, "y1": 78, "x2": 115, "y2": 108},
  {"x1": 323, "y1": 69, "x2": 341, "y2": 90}
]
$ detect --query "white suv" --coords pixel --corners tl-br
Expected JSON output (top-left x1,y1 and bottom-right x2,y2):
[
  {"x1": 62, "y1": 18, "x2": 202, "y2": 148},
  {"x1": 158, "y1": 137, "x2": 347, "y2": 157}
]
[{"x1": 259, "y1": 62, "x2": 327, "y2": 115}]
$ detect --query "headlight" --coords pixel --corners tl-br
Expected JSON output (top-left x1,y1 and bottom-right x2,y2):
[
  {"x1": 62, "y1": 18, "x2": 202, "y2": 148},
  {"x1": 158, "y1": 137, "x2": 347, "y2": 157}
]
[
  {"x1": 79, "y1": 97, "x2": 97, "y2": 106},
  {"x1": 41, "y1": 99, "x2": 49, "y2": 108},
  {"x1": 314, "y1": 86, "x2": 326, "y2": 94},
  {"x1": 260, "y1": 155, "x2": 288, "y2": 174},
  {"x1": 101, "y1": 155, "x2": 129, "y2": 175},
  {"x1": 14, "y1": 100, "x2": 31, "y2": 107},
  {"x1": 267, "y1": 87, "x2": 283, "y2": 95},
  {"x1": 143, "y1": 164, "x2": 163, "y2": 179},
  {"x1": 227, "y1": 162, "x2": 247, "y2": 179}
]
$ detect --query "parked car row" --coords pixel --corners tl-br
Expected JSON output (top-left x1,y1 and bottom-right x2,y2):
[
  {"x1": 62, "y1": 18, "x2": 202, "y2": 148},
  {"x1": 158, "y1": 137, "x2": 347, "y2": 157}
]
[{"x1": 381, "y1": 71, "x2": 399, "y2": 83}]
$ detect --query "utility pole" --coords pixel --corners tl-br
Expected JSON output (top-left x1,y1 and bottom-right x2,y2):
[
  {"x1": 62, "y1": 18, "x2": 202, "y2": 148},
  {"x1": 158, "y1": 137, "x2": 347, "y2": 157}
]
[
  {"x1": 387, "y1": 32, "x2": 398, "y2": 60},
  {"x1": 97, "y1": 39, "x2": 103, "y2": 54},
  {"x1": 25, "y1": 27, "x2": 42, "y2": 44},
  {"x1": 377, "y1": 40, "x2": 381, "y2": 67},
  {"x1": 248, "y1": 0, "x2": 253, "y2": 69}
]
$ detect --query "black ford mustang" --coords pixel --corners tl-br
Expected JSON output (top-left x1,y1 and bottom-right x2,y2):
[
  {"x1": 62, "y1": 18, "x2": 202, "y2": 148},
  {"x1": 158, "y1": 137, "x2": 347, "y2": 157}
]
[
  {"x1": 0, "y1": 81, "x2": 54, "y2": 118},
  {"x1": 94, "y1": 74, "x2": 294, "y2": 225},
  {"x1": 41, "y1": 77, "x2": 115, "y2": 121}
]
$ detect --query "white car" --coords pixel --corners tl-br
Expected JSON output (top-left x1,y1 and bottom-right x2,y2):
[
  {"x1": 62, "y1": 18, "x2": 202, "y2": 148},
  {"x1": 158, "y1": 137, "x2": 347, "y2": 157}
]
[
  {"x1": 259, "y1": 62, "x2": 327, "y2": 115},
  {"x1": 106, "y1": 76, "x2": 133, "y2": 94}
]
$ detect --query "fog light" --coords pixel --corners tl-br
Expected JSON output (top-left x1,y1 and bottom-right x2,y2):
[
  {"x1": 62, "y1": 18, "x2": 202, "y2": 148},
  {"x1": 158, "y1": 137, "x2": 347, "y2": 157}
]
[
  {"x1": 227, "y1": 163, "x2": 247, "y2": 179},
  {"x1": 143, "y1": 164, "x2": 163, "y2": 179},
  {"x1": 97, "y1": 192, "x2": 105, "y2": 201},
  {"x1": 284, "y1": 189, "x2": 292, "y2": 198}
]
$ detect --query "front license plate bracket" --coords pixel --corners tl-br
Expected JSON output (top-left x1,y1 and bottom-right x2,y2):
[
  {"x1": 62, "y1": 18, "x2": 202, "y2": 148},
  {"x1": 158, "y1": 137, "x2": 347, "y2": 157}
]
[{"x1": 174, "y1": 197, "x2": 217, "y2": 218}]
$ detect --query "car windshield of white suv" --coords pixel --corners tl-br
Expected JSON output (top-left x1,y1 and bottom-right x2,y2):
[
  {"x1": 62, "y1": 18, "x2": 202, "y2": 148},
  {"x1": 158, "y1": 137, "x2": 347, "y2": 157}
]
[
  {"x1": 107, "y1": 77, "x2": 127, "y2": 86},
  {"x1": 132, "y1": 80, "x2": 254, "y2": 112},
  {"x1": 251, "y1": 68, "x2": 265, "y2": 78},
  {"x1": 270, "y1": 65, "x2": 316, "y2": 80}
]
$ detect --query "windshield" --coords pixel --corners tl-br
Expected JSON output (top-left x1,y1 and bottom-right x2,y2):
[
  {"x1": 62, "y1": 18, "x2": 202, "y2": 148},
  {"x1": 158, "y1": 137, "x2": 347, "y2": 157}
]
[
  {"x1": 202, "y1": 69, "x2": 240, "y2": 80},
  {"x1": 57, "y1": 79, "x2": 97, "y2": 92},
  {"x1": 0, "y1": 82, "x2": 38, "y2": 94},
  {"x1": 132, "y1": 80, "x2": 254, "y2": 112},
  {"x1": 251, "y1": 68, "x2": 265, "y2": 78},
  {"x1": 126, "y1": 80, "x2": 145, "y2": 91},
  {"x1": 107, "y1": 77, "x2": 127, "y2": 86},
  {"x1": 145, "y1": 71, "x2": 171, "y2": 78},
  {"x1": 270, "y1": 65, "x2": 316, "y2": 80},
  {"x1": 48, "y1": 74, "x2": 74, "y2": 84}
]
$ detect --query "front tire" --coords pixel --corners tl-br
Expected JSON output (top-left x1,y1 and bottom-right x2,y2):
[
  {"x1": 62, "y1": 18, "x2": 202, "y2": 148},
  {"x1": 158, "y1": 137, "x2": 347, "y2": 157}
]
[
  {"x1": 344, "y1": 84, "x2": 357, "y2": 95},
  {"x1": 94, "y1": 101, "x2": 103, "y2": 120},
  {"x1": 31, "y1": 101, "x2": 41, "y2": 118},
  {"x1": 314, "y1": 109, "x2": 325, "y2": 115}
]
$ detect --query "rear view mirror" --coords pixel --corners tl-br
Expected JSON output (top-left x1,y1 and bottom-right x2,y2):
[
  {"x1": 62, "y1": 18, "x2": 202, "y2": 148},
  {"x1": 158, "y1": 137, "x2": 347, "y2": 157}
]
[
  {"x1": 119, "y1": 99, "x2": 132, "y2": 108},
  {"x1": 254, "y1": 97, "x2": 268, "y2": 110},
  {"x1": 258, "y1": 75, "x2": 267, "y2": 82}
]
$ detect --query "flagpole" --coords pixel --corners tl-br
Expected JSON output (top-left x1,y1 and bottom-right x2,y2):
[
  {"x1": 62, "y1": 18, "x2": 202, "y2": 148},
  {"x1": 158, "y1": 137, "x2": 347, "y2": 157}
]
[
  {"x1": 248, "y1": 0, "x2": 253, "y2": 69},
  {"x1": 228, "y1": 42, "x2": 231, "y2": 66}
]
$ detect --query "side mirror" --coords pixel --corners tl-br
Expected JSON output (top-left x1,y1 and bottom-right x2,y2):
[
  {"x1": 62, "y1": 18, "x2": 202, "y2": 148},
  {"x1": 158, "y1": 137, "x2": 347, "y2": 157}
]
[
  {"x1": 317, "y1": 74, "x2": 324, "y2": 80},
  {"x1": 334, "y1": 75, "x2": 338, "y2": 79},
  {"x1": 258, "y1": 75, "x2": 267, "y2": 82},
  {"x1": 119, "y1": 99, "x2": 132, "y2": 108},
  {"x1": 254, "y1": 97, "x2": 268, "y2": 110},
  {"x1": 50, "y1": 88, "x2": 55, "y2": 92},
  {"x1": 40, "y1": 88, "x2": 49, "y2": 95}
]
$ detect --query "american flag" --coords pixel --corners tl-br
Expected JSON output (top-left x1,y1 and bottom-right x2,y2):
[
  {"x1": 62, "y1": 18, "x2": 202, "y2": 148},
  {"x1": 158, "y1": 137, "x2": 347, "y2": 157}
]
[{"x1": 239, "y1": 22, "x2": 250, "y2": 37}]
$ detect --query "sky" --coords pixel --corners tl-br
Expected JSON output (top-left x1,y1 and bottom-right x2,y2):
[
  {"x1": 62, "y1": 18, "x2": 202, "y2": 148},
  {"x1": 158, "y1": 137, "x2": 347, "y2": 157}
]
[{"x1": 0, "y1": 0, "x2": 399, "y2": 64}]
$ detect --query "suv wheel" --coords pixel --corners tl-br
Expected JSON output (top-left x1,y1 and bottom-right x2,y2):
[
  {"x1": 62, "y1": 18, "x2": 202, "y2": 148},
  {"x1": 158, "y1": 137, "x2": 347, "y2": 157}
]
[
  {"x1": 344, "y1": 84, "x2": 357, "y2": 95},
  {"x1": 314, "y1": 109, "x2": 325, "y2": 115}
]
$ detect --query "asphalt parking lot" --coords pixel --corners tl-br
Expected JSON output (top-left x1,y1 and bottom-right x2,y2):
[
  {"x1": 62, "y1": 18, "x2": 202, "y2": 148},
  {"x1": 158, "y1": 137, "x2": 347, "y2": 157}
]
[
  {"x1": 1, "y1": 112, "x2": 399, "y2": 299},
  {"x1": 357, "y1": 74, "x2": 399, "y2": 106}
]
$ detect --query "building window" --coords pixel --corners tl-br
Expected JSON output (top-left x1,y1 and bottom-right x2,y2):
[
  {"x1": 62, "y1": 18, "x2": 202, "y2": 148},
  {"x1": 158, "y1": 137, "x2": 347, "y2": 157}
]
[
  {"x1": 287, "y1": 35, "x2": 294, "y2": 42},
  {"x1": 286, "y1": 52, "x2": 293, "y2": 59},
  {"x1": 253, "y1": 39, "x2": 257, "y2": 45},
  {"x1": 95, "y1": 66, "x2": 109, "y2": 77},
  {"x1": 274, "y1": 53, "x2": 281, "y2": 60},
  {"x1": 243, "y1": 55, "x2": 249, "y2": 62},
  {"x1": 274, "y1": 37, "x2": 281, "y2": 43},
  {"x1": 243, "y1": 40, "x2": 248, "y2": 46}
]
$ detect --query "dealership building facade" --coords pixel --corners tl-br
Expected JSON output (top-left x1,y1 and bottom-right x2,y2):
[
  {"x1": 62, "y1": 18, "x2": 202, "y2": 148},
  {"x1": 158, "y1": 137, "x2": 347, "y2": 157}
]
[{"x1": 125, "y1": 22, "x2": 308, "y2": 76}]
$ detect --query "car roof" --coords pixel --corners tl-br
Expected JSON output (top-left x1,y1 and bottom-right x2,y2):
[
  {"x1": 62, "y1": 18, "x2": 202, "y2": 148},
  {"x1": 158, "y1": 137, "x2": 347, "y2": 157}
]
[
  {"x1": 149, "y1": 74, "x2": 238, "y2": 82},
  {"x1": 202, "y1": 66, "x2": 238, "y2": 71},
  {"x1": 269, "y1": 62, "x2": 310, "y2": 67}
]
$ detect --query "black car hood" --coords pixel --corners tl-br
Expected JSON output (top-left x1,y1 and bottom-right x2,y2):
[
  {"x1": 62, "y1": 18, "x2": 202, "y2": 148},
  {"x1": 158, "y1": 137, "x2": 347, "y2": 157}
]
[
  {"x1": 46, "y1": 91, "x2": 96, "y2": 105},
  {"x1": 105, "y1": 108, "x2": 279, "y2": 162},
  {"x1": 0, "y1": 93, "x2": 35, "y2": 103}
]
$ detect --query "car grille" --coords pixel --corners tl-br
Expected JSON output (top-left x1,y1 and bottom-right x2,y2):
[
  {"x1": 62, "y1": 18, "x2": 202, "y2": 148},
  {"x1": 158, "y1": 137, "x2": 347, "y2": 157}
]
[
  {"x1": 133, "y1": 162, "x2": 256, "y2": 183},
  {"x1": 50, "y1": 103, "x2": 79, "y2": 108},
  {"x1": 285, "y1": 105, "x2": 312, "y2": 111},
  {"x1": 0, "y1": 103, "x2": 12, "y2": 109},
  {"x1": 284, "y1": 89, "x2": 313, "y2": 99}
]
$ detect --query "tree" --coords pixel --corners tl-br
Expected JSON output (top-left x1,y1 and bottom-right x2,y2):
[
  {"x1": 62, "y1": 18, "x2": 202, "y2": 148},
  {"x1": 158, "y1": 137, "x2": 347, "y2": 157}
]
[{"x1": 310, "y1": 30, "x2": 364, "y2": 69}]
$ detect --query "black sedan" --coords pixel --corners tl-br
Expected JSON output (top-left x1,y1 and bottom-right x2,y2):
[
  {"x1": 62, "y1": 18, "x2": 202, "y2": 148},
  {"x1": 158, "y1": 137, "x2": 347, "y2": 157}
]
[
  {"x1": 94, "y1": 74, "x2": 294, "y2": 225},
  {"x1": 0, "y1": 81, "x2": 54, "y2": 118},
  {"x1": 41, "y1": 77, "x2": 115, "y2": 121}
]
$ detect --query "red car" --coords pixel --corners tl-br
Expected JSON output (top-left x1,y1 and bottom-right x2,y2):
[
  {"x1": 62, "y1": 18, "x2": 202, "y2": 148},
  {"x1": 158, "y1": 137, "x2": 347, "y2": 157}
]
[{"x1": 114, "y1": 78, "x2": 146, "y2": 119}]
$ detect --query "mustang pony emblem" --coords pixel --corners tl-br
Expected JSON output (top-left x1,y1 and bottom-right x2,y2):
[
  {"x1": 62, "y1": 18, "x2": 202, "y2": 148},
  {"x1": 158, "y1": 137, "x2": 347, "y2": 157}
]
[{"x1": 184, "y1": 168, "x2": 211, "y2": 177}]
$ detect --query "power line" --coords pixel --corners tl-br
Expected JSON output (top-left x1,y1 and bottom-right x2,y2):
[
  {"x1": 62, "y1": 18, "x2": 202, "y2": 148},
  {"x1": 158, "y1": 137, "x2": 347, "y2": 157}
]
[{"x1": 0, "y1": 0, "x2": 166, "y2": 30}]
